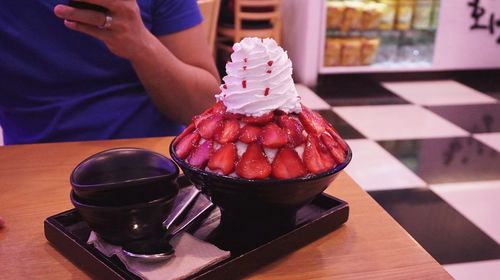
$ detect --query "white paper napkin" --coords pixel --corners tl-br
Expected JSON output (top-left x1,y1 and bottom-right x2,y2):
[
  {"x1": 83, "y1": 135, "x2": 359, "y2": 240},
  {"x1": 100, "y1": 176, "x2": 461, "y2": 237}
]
[{"x1": 88, "y1": 231, "x2": 230, "y2": 280}]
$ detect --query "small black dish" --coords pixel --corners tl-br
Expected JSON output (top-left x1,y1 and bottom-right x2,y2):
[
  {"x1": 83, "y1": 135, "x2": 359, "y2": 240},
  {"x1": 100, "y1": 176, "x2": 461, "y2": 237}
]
[
  {"x1": 70, "y1": 147, "x2": 179, "y2": 205},
  {"x1": 70, "y1": 190, "x2": 176, "y2": 245},
  {"x1": 170, "y1": 140, "x2": 352, "y2": 226}
]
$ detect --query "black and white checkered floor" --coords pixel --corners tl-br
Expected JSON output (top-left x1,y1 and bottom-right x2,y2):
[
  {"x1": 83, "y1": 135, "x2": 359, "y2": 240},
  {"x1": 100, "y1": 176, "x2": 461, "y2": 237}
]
[{"x1": 297, "y1": 75, "x2": 500, "y2": 279}]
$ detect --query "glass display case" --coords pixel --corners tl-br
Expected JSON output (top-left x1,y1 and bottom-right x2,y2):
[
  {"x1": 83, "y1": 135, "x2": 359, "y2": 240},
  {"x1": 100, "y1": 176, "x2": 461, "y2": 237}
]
[{"x1": 320, "y1": 0, "x2": 440, "y2": 72}]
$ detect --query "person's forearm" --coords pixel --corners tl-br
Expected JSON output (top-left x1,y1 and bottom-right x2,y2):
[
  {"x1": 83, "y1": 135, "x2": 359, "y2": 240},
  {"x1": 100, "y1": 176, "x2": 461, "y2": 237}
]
[{"x1": 129, "y1": 33, "x2": 220, "y2": 124}]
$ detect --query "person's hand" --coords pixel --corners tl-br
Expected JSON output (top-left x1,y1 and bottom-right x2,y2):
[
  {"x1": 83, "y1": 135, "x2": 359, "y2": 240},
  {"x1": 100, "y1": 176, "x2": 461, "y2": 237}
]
[{"x1": 54, "y1": 0, "x2": 155, "y2": 60}]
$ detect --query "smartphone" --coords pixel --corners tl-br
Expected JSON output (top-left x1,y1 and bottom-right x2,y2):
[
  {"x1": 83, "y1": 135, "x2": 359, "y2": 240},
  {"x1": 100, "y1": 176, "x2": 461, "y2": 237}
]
[{"x1": 68, "y1": 1, "x2": 108, "y2": 13}]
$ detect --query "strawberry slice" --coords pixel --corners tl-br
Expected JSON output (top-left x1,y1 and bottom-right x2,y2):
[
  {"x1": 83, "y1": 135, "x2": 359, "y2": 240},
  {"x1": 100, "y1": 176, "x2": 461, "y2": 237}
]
[
  {"x1": 259, "y1": 123, "x2": 288, "y2": 148},
  {"x1": 193, "y1": 108, "x2": 214, "y2": 128},
  {"x1": 271, "y1": 147, "x2": 307, "y2": 179},
  {"x1": 239, "y1": 125, "x2": 261, "y2": 143},
  {"x1": 277, "y1": 115, "x2": 306, "y2": 147},
  {"x1": 198, "y1": 114, "x2": 223, "y2": 139},
  {"x1": 192, "y1": 101, "x2": 226, "y2": 128},
  {"x1": 214, "y1": 119, "x2": 240, "y2": 144},
  {"x1": 174, "y1": 131, "x2": 200, "y2": 159},
  {"x1": 188, "y1": 140, "x2": 213, "y2": 169},
  {"x1": 324, "y1": 123, "x2": 348, "y2": 151},
  {"x1": 241, "y1": 112, "x2": 274, "y2": 125},
  {"x1": 236, "y1": 143, "x2": 272, "y2": 179},
  {"x1": 303, "y1": 135, "x2": 335, "y2": 174},
  {"x1": 320, "y1": 132, "x2": 346, "y2": 164},
  {"x1": 298, "y1": 104, "x2": 326, "y2": 136},
  {"x1": 173, "y1": 123, "x2": 195, "y2": 146},
  {"x1": 208, "y1": 143, "x2": 237, "y2": 175},
  {"x1": 212, "y1": 101, "x2": 227, "y2": 114}
]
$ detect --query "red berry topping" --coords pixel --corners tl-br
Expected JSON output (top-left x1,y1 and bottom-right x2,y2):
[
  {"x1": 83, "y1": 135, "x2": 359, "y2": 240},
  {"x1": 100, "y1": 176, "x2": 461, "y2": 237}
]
[
  {"x1": 198, "y1": 114, "x2": 223, "y2": 139},
  {"x1": 271, "y1": 147, "x2": 307, "y2": 179},
  {"x1": 175, "y1": 131, "x2": 200, "y2": 159},
  {"x1": 264, "y1": 88, "x2": 270, "y2": 96},
  {"x1": 187, "y1": 140, "x2": 213, "y2": 169},
  {"x1": 239, "y1": 125, "x2": 261, "y2": 143},
  {"x1": 303, "y1": 135, "x2": 335, "y2": 174},
  {"x1": 214, "y1": 119, "x2": 240, "y2": 144},
  {"x1": 259, "y1": 123, "x2": 288, "y2": 149},
  {"x1": 174, "y1": 123, "x2": 195, "y2": 146},
  {"x1": 320, "y1": 132, "x2": 346, "y2": 164},
  {"x1": 298, "y1": 104, "x2": 326, "y2": 135},
  {"x1": 244, "y1": 58, "x2": 248, "y2": 63},
  {"x1": 267, "y1": 60, "x2": 273, "y2": 66},
  {"x1": 242, "y1": 80, "x2": 247, "y2": 88},
  {"x1": 266, "y1": 70, "x2": 272, "y2": 74},
  {"x1": 325, "y1": 124, "x2": 349, "y2": 151},
  {"x1": 208, "y1": 143, "x2": 237, "y2": 175},
  {"x1": 241, "y1": 112, "x2": 274, "y2": 125},
  {"x1": 277, "y1": 115, "x2": 306, "y2": 147},
  {"x1": 236, "y1": 143, "x2": 272, "y2": 179},
  {"x1": 223, "y1": 84, "x2": 227, "y2": 89},
  {"x1": 192, "y1": 101, "x2": 226, "y2": 128}
]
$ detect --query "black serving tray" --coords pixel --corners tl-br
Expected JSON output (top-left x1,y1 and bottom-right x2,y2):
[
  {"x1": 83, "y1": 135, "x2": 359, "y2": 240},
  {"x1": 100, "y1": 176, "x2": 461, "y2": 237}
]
[{"x1": 45, "y1": 188, "x2": 349, "y2": 279}]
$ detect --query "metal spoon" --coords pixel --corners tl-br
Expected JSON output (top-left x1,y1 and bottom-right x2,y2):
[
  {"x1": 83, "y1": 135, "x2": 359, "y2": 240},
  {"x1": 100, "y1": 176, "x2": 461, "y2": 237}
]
[{"x1": 122, "y1": 192, "x2": 214, "y2": 261}]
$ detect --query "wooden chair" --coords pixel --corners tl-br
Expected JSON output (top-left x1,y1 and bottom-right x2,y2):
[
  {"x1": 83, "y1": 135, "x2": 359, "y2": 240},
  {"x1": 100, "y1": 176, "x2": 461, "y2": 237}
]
[
  {"x1": 217, "y1": 0, "x2": 282, "y2": 52},
  {"x1": 198, "y1": 0, "x2": 221, "y2": 55}
]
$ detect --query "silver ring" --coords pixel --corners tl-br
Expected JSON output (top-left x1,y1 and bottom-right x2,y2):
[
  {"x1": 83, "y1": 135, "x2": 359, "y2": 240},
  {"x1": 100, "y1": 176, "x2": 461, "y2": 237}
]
[{"x1": 98, "y1": 14, "x2": 112, "y2": 29}]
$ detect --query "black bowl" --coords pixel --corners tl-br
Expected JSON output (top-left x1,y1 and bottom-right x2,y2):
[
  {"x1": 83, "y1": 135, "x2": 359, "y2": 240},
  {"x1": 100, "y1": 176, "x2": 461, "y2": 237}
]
[
  {"x1": 70, "y1": 190, "x2": 176, "y2": 245},
  {"x1": 170, "y1": 140, "x2": 352, "y2": 225},
  {"x1": 70, "y1": 147, "x2": 179, "y2": 205}
]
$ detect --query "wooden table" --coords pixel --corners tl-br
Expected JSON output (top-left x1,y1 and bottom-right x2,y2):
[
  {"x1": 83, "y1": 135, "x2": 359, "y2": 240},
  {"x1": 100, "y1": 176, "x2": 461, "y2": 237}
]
[{"x1": 0, "y1": 137, "x2": 451, "y2": 279}]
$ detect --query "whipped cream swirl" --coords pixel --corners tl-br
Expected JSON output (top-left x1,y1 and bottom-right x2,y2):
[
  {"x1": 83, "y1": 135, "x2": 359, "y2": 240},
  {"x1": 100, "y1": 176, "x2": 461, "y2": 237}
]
[{"x1": 215, "y1": 37, "x2": 302, "y2": 116}]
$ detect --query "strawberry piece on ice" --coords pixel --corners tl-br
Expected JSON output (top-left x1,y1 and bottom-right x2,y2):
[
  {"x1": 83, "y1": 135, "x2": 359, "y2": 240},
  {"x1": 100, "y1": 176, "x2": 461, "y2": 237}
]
[
  {"x1": 188, "y1": 140, "x2": 213, "y2": 169},
  {"x1": 298, "y1": 104, "x2": 326, "y2": 136},
  {"x1": 271, "y1": 147, "x2": 307, "y2": 179},
  {"x1": 303, "y1": 135, "x2": 335, "y2": 174},
  {"x1": 212, "y1": 101, "x2": 227, "y2": 114},
  {"x1": 241, "y1": 112, "x2": 274, "y2": 125},
  {"x1": 208, "y1": 143, "x2": 237, "y2": 175},
  {"x1": 277, "y1": 115, "x2": 306, "y2": 147},
  {"x1": 236, "y1": 143, "x2": 272, "y2": 179},
  {"x1": 174, "y1": 131, "x2": 201, "y2": 159},
  {"x1": 192, "y1": 101, "x2": 226, "y2": 128},
  {"x1": 324, "y1": 123, "x2": 348, "y2": 151},
  {"x1": 214, "y1": 119, "x2": 240, "y2": 144},
  {"x1": 239, "y1": 125, "x2": 261, "y2": 143},
  {"x1": 320, "y1": 132, "x2": 346, "y2": 164},
  {"x1": 259, "y1": 123, "x2": 288, "y2": 148},
  {"x1": 173, "y1": 123, "x2": 195, "y2": 146},
  {"x1": 198, "y1": 114, "x2": 223, "y2": 139}
]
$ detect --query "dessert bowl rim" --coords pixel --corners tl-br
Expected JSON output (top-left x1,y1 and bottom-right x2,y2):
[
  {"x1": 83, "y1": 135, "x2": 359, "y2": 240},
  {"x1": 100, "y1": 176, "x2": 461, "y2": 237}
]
[{"x1": 70, "y1": 147, "x2": 179, "y2": 190}]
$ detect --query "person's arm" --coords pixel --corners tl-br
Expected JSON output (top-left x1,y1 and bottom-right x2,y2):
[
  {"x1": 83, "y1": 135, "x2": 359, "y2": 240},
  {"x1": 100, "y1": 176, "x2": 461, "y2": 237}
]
[{"x1": 54, "y1": 0, "x2": 220, "y2": 124}]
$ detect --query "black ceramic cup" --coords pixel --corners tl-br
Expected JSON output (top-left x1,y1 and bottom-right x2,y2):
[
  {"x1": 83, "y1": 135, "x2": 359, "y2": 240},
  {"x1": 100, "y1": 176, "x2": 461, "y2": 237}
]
[
  {"x1": 71, "y1": 190, "x2": 176, "y2": 245},
  {"x1": 70, "y1": 147, "x2": 179, "y2": 206},
  {"x1": 169, "y1": 140, "x2": 352, "y2": 228}
]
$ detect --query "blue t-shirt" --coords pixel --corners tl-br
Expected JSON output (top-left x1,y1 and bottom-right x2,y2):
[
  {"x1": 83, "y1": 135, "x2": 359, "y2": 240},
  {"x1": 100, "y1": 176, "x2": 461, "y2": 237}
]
[{"x1": 0, "y1": 0, "x2": 202, "y2": 145}]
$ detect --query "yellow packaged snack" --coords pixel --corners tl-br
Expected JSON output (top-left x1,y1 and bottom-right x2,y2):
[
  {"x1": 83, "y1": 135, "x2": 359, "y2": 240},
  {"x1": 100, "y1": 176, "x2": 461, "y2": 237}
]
[
  {"x1": 413, "y1": 0, "x2": 433, "y2": 29},
  {"x1": 324, "y1": 38, "x2": 342, "y2": 66},
  {"x1": 396, "y1": 0, "x2": 415, "y2": 30},
  {"x1": 341, "y1": 1, "x2": 363, "y2": 32},
  {"x1": 326, "y1": 1, "x2": 345, "y2": 30},
  {"x1": 379, "y1": 0, "x2": 396, "y2": 30},
  {"x1": 341, "y1": 38, "x2": 362, "y2": 66},
  {"x1": 361, "y1": 2, "x2": 385, "y2": 30},
  {"x1": 360, "y1": 38, "x2": 380, "y2": 65}
]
